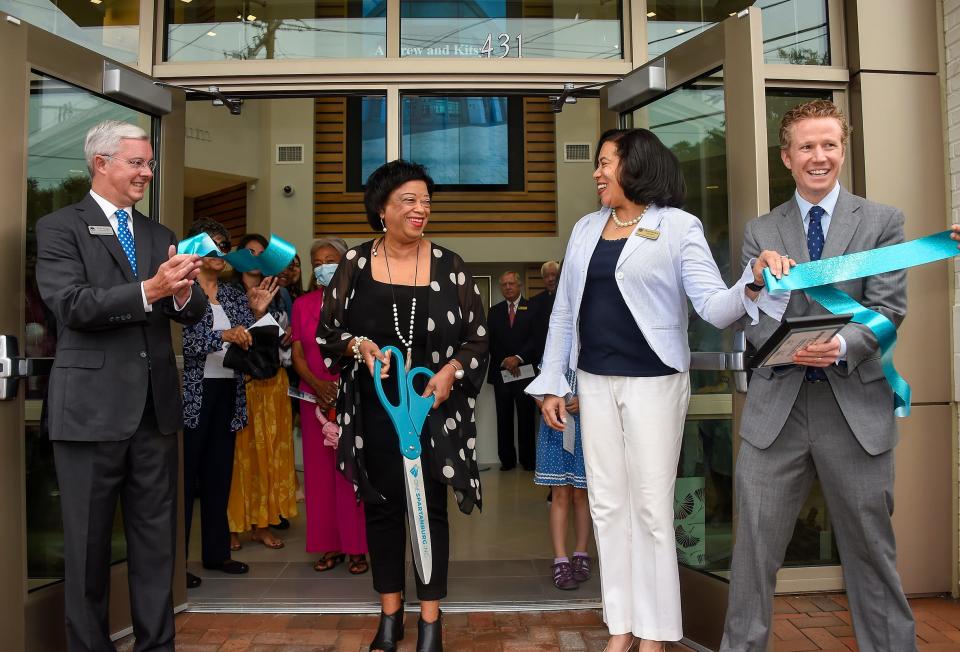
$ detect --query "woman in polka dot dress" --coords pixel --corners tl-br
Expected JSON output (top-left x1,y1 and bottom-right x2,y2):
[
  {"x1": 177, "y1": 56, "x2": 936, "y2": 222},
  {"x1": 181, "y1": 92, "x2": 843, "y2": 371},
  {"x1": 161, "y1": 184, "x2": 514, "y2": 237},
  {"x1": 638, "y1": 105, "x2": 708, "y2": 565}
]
[{"x1": 316, "y1": 160, "x2": 489, "y2": 652}]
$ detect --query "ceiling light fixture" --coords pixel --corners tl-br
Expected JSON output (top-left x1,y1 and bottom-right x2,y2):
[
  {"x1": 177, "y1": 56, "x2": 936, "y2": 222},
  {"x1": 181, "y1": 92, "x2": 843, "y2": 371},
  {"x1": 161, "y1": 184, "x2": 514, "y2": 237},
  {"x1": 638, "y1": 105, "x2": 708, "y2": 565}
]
[
  {"x1": 90, "y1": 0, "x2": 102, "y2": 4},
  {"x1": 675, "y1": 28, "x2": 685, "y2": 33},
  {"x1": 246, "y1": 14, "x2": 256, "y2": 21},
  {"x1": 207, "y1": 31, "x2": 216, "y2": 36},
  {"x1": 646, "y1": 11, "x2": 656, "y2": 18}
]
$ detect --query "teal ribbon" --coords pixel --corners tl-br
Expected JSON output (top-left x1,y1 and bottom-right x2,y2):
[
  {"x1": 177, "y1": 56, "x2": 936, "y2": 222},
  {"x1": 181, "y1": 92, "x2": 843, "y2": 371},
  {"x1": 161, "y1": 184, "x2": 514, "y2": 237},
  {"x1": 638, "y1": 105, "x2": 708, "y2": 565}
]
[
  {"x1": 763, "y1": 230, "x2": 958, "y2": 418},
  {"x1": 178, "y1": 233, "x2": 297, "y2": 277}
]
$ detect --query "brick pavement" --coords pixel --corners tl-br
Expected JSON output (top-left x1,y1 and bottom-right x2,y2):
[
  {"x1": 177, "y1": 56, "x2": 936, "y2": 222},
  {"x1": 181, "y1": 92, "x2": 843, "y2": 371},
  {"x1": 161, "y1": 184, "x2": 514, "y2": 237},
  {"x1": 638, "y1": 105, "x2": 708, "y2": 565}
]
[{"x1": 116, "y1": 594, "x2": 960, "y2": 650}]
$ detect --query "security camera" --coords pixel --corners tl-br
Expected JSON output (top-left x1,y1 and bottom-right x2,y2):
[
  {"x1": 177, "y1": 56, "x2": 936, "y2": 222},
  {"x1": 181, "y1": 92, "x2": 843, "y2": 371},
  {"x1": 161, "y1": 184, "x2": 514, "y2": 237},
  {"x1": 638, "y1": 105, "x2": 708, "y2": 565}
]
[{"x1": 281, "y1": 185, "x2": 295, "y2": 197}]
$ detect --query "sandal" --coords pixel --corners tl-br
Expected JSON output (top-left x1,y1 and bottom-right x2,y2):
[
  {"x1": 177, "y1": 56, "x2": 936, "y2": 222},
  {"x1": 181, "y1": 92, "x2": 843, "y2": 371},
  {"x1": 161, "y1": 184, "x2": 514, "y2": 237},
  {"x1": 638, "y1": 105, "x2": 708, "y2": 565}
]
[
  {"x1": 250, "y1": 528, "x2": 285, "y2": 549},
  {"x1": 347, "y1": 554, "x2": 369, "y2": 575},
  {"x1": 230, "y1": 533, "x2": 242, "y2": 551},
  {"x1": 313, "y1": 551, "x2": 345, "y2": 572}
]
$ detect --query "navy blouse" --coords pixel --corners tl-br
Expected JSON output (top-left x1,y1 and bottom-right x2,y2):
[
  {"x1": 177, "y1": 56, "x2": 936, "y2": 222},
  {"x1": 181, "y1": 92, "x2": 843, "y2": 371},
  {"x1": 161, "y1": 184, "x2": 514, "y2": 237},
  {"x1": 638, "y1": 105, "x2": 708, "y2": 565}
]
[{"x1": 577, "y1": 237, "x2": 677, "y2": 377}]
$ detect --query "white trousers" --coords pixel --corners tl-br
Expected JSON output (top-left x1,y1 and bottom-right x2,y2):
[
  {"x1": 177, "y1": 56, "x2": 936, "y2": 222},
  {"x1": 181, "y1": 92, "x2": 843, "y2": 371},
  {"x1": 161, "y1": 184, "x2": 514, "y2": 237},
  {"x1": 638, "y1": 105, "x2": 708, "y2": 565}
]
[{"x1": 577, "y1": 369, "x2": 690, "y2": 641}]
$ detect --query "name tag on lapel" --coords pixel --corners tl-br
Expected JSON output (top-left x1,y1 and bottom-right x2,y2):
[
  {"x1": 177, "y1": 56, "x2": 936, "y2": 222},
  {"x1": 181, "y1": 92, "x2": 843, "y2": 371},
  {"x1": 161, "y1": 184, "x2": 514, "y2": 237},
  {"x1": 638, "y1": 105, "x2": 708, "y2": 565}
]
[
  {"x1": 518, "y1": 305, "x2": 528, "y2": 311},
  {"x1": 88, "y1": 225, "x2": 115, "y2": 236},
  {"x1": 634, "y1": 228, "x2": 660, "y2": 240}
]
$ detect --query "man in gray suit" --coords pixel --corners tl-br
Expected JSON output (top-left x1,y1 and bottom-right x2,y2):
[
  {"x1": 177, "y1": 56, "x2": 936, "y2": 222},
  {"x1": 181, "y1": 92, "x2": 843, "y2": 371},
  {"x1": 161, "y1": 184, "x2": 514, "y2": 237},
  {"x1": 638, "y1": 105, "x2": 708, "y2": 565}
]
[
  {"x1": 721, "y1": 100, "x2": 914, "y2": 651},
  {"x1": 36, "y1": 121, "x2": 206, "y2": 652}
]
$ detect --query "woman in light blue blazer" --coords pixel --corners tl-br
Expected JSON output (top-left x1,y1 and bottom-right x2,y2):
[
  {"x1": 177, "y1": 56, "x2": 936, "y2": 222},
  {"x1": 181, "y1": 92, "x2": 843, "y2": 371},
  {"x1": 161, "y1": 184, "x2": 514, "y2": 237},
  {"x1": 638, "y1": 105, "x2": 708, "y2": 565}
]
[{"x1": 525, "y1": 129, "x2": 791, "y2": 652}]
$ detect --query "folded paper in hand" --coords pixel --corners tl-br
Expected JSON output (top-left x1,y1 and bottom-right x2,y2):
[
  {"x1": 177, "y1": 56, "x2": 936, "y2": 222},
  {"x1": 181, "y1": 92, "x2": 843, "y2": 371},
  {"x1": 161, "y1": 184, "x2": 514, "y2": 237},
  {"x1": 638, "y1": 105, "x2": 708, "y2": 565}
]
[{"x1": 501, "y1": 364, "x2": 535, "y2": 384}]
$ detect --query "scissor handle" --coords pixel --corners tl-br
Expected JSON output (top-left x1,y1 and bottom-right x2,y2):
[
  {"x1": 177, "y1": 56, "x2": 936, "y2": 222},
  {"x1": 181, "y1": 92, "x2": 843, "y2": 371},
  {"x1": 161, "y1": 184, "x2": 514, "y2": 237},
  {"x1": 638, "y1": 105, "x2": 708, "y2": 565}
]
[{"x1": 372, "y1": 346, "x2": 435, "y2": 460}]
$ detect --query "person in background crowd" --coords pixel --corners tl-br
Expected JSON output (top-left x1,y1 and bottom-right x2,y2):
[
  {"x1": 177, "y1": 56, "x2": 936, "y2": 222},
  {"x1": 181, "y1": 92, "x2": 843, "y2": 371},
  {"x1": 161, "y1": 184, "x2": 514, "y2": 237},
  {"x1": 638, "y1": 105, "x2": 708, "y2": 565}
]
[
  {"x1": 721, "y1": 99, "x2": 914, "y2": 652},
  {"x1": 487, "y1": 271, "x2": 540, "y2": 471},
  {"x1": 291, "y1": 237, "x2": 369, "y2": 575},
  {"x1": 533, "y1": 368, "x2": 591, "y2": 591},
  {"x1": 36, "y1": 120, "x2": 206, "y2": 651},
  {"x1": 181, "y1": 219, "x2": 273, "y2": 587},
  {"x1": 317, "y1": 160, "x2": 489, "y2": 652},
  {"x1": 527, "y1": 128, "x2": 790, "y2": 652},
  {"x1": 530, "y1": 260, "x2": 560, "y2": 368},
  {"x1": 227, "y1": 233, "x2": 298, "y2": 551}
]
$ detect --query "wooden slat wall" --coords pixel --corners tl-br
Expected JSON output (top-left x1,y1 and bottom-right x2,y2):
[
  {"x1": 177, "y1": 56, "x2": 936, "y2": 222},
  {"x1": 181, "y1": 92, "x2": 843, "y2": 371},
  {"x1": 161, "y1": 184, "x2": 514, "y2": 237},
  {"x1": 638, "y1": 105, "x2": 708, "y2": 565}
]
[
  {"x1": 313, "y1": 97, "x2": 558, "y2": 238},
  {"x1": 193, "y1": 183, "x2": 247, "y2": 246}
]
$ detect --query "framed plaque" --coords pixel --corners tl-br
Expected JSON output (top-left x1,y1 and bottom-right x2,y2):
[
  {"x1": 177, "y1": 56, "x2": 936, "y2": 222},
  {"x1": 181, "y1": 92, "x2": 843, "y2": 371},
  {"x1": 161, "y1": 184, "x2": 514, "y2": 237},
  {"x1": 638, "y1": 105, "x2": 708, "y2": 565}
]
[{"x1": 749, "y1": 314, "x2": 852, "y2": 368}]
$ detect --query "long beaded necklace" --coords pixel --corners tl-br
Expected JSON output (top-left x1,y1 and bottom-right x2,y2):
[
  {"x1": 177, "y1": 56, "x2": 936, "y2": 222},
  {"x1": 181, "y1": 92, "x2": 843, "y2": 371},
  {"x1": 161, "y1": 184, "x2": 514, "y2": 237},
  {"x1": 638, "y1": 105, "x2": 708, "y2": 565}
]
[
  {"x1": 611, "y1": 205, "x2": 649, "y2": 228},
  {"x1": 382, "y1": 238, "x2": 420, "y2": 371}
]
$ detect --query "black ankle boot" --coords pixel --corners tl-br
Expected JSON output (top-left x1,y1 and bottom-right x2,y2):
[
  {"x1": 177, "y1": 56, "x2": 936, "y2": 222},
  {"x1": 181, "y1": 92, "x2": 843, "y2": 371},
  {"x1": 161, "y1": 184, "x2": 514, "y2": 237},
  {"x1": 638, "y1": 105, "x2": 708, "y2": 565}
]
[
  {"x1": 416, "y1": 611, "x2": 442, "y2": 652},
  {"x1": 370, "y1": 603, "x2": 404, "y2": 652}
]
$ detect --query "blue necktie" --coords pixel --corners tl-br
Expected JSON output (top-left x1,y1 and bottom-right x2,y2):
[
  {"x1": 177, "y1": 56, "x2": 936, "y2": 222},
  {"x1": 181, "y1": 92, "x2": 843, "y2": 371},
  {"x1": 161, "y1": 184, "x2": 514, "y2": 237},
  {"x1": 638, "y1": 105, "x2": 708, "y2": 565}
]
[
  {"x1": 805, "y1": 205, "x2": 827, "y2": 382},
  {"x1": 115, "y1": 209, "x2": 138, "y2": 278}
]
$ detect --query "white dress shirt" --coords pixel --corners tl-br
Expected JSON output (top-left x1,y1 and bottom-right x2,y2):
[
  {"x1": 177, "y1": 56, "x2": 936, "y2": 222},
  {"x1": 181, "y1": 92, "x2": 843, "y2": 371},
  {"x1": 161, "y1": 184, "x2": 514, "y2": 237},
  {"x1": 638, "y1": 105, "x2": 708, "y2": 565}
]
[
  {"x1": 794, "y1": 182, "x2": 847, "y2": 359},
  {"x1": 89, "y1": 190, "x2": 188, "y2": 312}
]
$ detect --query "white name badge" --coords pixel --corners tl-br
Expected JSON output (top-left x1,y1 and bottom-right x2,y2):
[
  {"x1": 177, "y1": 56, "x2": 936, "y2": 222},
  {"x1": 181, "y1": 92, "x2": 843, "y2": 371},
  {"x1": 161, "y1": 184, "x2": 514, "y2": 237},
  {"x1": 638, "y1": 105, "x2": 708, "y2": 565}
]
[{"x1": 88, "y1": 225, "x2": 115, "y2": 236}]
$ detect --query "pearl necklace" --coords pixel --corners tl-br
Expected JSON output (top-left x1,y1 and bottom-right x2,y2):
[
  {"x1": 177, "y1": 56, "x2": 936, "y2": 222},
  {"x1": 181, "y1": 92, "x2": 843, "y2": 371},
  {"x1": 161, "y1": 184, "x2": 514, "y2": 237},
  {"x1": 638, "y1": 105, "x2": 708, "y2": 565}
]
[
  {"x1": 382, "y1": 239, "x2": 419, "y2": 371},
  {"x1": 611, "y1": 205, "x2": 649, "y2": 228}
]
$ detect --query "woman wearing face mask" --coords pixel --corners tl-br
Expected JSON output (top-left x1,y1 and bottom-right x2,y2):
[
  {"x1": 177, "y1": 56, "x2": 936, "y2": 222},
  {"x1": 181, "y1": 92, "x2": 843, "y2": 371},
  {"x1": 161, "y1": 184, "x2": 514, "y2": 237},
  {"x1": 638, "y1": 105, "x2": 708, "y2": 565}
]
[{"x1": 291, "y1": 238, "x2": 369, "y2": 574}]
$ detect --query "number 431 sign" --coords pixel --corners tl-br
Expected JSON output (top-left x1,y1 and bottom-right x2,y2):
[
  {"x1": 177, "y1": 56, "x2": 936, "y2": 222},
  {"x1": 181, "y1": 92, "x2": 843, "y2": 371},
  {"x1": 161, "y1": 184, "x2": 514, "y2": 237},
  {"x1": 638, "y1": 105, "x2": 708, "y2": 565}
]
[{"x1": 481, "y1": 33, "x2": 523, "y2": 58}]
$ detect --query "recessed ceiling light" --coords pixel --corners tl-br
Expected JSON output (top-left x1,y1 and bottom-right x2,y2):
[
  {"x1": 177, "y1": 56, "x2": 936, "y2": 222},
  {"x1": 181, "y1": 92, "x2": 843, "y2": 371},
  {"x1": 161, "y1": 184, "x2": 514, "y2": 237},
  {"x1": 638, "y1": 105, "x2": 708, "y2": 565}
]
[
  {"x1": 675, "y1": 28, "x2": 685, "y2": 33},
  {"x1": 647, "y1": 11, "x2": 656, "y2": 18},
  {"x1": 246, "y1": 14, "x2": 256, "y2": 21},
  {"x1": 181, "y1": 0, "x2": 192, "y2": 3},
  {"x1": 206, "y1": 31, "x2": 216, "y2": 36},
  {"x1": 90, "y1": 0, "x2": 102, "y2": 4}
]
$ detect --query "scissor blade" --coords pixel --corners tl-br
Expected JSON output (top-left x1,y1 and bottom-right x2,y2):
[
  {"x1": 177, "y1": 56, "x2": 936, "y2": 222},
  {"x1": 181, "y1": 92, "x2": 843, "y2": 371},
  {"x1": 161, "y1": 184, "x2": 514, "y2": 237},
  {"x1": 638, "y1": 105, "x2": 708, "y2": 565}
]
[{"x1": 402, "y1": 456, "x2": 433, "y2": 585}]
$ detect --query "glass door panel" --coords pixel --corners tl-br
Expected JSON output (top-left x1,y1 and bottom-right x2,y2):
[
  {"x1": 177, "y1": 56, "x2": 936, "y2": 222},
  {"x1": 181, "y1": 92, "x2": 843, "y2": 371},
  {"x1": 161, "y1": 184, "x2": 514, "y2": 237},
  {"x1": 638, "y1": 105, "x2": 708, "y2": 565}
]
[{"x1": 25, "y1": 72, "x2": 154, "y2": 591}]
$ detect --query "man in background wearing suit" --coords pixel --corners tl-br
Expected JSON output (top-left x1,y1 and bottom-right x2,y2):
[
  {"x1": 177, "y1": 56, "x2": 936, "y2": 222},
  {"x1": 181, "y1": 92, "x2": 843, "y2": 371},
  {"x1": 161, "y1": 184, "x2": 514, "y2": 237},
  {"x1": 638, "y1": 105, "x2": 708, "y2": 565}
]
[
  {"x1": 529, "y1": 260, "x2": 560, "y2": 368},
  {"x1": 36, "y1": 121, "x2": 207, "y2": 652},
  {"x1": 721, "y1": 100, "x2": 914, "y2": 651},
  {"x1": 487, "y1": 270, "x2": 539, "y2": 471}
]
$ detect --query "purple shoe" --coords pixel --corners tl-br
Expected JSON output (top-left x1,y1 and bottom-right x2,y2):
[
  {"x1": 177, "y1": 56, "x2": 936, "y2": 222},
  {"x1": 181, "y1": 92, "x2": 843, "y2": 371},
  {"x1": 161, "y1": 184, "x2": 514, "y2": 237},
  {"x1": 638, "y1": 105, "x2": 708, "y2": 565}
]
[
  {"x1": 552, "y1": 560, "x2": 578, "y2": 590},
  {"x1": 571, "y1": 554, "x2": 591, "y2": 583}
]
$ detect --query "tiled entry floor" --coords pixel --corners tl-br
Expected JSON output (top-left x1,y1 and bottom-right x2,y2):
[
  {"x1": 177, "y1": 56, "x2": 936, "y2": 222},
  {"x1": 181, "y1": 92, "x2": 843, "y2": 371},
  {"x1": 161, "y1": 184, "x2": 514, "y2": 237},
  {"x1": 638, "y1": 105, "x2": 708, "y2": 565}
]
[{"x1": 186, "y1": 559, "x2": 601, "y2": 612}]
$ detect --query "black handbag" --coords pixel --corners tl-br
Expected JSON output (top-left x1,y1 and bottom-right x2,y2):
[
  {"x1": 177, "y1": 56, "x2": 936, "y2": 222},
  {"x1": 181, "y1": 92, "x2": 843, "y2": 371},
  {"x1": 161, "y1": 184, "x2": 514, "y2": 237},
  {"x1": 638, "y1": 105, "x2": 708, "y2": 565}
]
[{"x1": 222, "y1": 325, "x2": 281, "y2": 380}]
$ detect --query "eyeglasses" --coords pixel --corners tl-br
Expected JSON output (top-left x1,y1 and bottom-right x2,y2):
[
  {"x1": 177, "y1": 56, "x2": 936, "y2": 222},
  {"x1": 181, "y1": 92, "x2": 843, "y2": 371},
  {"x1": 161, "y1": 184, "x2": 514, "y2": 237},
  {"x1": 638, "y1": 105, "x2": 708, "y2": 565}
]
[
  {"x1": 213, "y1": 239, "x2": 231, "y2": 253},
  {"x1": 101, "y1": 154, "x2": 158, "y2": 171}
]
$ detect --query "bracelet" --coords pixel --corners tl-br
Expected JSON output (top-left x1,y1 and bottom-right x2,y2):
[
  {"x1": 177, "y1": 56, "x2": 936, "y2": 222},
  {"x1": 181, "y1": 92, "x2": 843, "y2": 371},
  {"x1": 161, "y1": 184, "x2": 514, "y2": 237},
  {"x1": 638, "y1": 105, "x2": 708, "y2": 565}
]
[
  {"x1": 351, "y1": 336, "x2": 369, "y2": 364},
  {"x1": 445, "y1": 360, "x2": 465, "y2": 380}
]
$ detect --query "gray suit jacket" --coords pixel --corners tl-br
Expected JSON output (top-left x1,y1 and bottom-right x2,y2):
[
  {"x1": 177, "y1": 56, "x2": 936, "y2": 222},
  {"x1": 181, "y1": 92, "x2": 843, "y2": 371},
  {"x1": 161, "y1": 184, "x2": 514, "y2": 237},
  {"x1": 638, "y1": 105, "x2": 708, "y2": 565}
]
[
  {"x1": 739, "y1": 188, "x2": 906, "y2": 455},
  {"x1": 36, "y1": 193, "x2": 207, "y2": 441}
]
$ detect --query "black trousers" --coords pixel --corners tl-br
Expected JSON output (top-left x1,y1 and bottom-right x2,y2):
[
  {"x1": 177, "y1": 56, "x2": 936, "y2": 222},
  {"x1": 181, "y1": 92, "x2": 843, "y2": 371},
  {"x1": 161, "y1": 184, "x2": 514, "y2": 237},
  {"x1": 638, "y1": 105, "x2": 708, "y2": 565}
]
[
  {"x1": 359, "y1": 385, "x2": 449, "y2": 601},
  {"x1": 183, "y1": 378, "x2": 237, "y2": 567},
  {"x1": 53, "y1": 395, "x2": 178, "y2": 652},
  {"x1": 493, "y1": 380, "x2": 536, "y2": 469}
]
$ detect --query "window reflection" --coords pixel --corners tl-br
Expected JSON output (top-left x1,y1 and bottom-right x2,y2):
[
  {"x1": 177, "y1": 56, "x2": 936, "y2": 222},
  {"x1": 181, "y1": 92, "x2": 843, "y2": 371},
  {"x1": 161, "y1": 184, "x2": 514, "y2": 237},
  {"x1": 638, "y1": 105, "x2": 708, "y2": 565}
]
[
  {"x1": 400, "y1": 0, "x2": 621, "y2": 59},
  {"x1": 646, "y1": 0, "x2": 829, "y2": 65},
  {"x1": 25, "y1": 73, "x2": 151, "y2": 589},
  {"x1": 0, "y1": 0, "x2": 140, "y2": 62},
  {"x1": 165, "y1": 0, "x2": 385, "y2": 61}
]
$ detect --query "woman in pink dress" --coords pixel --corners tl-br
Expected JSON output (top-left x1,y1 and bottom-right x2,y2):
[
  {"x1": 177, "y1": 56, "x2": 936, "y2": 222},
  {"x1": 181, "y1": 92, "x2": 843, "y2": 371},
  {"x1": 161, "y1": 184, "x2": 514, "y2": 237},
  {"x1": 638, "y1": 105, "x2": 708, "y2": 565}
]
[{"x1": 291, "y1": 237, "x2": 369, "y2": 574}]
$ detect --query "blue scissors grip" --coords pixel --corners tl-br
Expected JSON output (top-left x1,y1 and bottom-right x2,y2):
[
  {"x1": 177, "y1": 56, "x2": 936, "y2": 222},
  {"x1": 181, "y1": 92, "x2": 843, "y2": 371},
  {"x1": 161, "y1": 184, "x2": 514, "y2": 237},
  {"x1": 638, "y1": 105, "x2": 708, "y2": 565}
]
[{"x1": 373, "y1": 346, "x2": 435, "y2": 460}]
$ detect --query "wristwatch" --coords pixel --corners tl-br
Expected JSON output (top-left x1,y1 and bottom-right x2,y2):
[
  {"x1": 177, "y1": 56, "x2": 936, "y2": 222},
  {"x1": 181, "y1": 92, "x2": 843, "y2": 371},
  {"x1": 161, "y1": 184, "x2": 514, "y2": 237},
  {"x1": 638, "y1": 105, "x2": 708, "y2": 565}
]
[{"x1": 746, "y1": 281, "x2": 764, "y2": 292}]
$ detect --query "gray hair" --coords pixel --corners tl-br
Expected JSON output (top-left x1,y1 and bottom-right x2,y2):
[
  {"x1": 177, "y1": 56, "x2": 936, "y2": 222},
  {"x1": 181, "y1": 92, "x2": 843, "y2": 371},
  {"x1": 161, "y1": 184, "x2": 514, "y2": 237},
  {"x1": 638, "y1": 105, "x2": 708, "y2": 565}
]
[
  {"x1": 310, "y1": 237, "x2": 348, "y2": 259},
  {"x1": 84, "y1": 120, "x2": 149, "y2": 176},
  {"x1": 499, "y1": 270, "x2": 522, "y2": 285},
  {"x1": 540, "y1": 260, "x2": 560, "y2": 276}
]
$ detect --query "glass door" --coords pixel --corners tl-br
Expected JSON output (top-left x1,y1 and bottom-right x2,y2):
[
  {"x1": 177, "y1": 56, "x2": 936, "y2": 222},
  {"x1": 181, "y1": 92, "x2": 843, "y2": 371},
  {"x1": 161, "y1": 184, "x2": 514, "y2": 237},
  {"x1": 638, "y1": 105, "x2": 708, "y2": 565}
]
[
  {"x1": 0, "y1": 13, "x2": 185, "y2": 651},
  {"x1": 603, "y1": 8, "x2": 770, "y2": 649}
]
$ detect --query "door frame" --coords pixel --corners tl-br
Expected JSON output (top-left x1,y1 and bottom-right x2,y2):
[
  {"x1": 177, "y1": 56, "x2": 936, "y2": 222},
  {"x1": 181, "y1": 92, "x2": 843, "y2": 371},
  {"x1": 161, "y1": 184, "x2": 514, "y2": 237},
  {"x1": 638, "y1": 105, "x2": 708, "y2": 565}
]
[
  {"x1": 0, "y1": 13, "x2": 186, "y2": 650},
  {"x1": 599, "y1": 8, "x2": 772, "y2": 649}
]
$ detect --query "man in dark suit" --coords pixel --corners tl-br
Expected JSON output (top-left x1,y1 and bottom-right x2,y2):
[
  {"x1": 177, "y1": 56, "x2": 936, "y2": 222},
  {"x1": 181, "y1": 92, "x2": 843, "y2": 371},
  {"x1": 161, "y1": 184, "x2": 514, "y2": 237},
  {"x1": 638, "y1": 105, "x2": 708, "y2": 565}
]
[
  {"x1": 36, "y1": 121, "x2": 206, "y2": 652},
  {"x1": 721, "y1": 100, "x2": 914, "y2": 650},
  {"x1": 487, "y1": 271, "x2": 540, "y2": 470},
  {"x1": 528, "y1": 260, "x2": 560, "y2": 368}
]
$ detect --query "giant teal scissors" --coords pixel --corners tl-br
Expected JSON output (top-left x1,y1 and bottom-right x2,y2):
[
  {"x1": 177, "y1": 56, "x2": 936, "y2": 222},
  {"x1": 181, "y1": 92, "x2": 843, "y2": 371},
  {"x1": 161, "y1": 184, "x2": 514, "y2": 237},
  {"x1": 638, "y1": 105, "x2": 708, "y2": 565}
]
[{"x1": 373, "y1": 345, "x2": 435, "y2": 584}]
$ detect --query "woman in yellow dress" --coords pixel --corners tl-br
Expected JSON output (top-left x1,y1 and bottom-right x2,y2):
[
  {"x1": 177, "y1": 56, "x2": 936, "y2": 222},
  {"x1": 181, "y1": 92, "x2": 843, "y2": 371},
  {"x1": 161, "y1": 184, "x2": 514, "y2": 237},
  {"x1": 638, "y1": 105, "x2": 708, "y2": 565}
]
[{"x1": 227, "y1": 233, "x2": 299, "y2": 550}]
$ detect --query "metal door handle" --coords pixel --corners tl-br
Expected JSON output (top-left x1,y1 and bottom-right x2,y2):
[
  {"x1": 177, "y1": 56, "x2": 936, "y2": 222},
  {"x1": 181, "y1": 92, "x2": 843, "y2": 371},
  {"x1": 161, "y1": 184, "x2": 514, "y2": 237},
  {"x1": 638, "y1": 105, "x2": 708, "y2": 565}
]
[
  {"x1": 0, "y1": 335, "x2": 54, "y2": 401},
  {"x1": 689, "y1": 329, "x2": 749, "y2": 394}
]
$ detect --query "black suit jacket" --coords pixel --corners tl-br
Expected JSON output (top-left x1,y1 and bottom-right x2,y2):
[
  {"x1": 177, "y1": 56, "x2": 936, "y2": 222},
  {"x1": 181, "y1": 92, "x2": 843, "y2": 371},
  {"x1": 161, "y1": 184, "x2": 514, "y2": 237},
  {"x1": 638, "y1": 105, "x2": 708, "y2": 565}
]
[
  {"x1": 486, "y1": 297, "x2": 539, "y2": 385},
  {"x1": 527, "y1": 290, "x2": 555, "y2": 368},
  {"x1": 36, "y1": 193, "x2": 207, "y2": 441}
]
